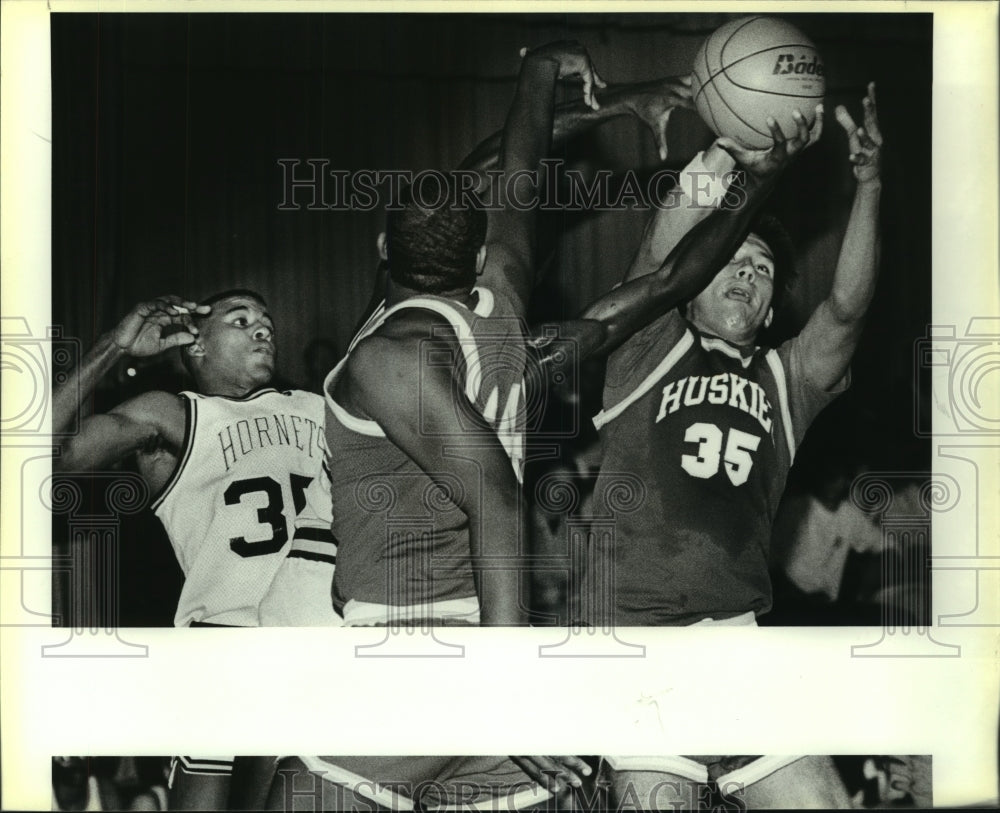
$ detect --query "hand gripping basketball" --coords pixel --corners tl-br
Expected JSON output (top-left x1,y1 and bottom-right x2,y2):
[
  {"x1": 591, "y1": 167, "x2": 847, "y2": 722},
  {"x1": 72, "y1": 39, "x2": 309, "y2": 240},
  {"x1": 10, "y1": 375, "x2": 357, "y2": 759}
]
[
  {"x1": 691, "y1": 16, "x2": 826, "y2": 149},
  {"x1": 715, "y1": 103, "x2": 824, "y2": 181}
]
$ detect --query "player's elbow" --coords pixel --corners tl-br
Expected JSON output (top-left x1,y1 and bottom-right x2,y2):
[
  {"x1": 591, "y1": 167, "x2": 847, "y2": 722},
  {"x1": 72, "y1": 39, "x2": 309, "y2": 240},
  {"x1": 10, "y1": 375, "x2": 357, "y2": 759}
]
[{"x1": 826, "y1": 294, "x2": 869, "y2": 327}]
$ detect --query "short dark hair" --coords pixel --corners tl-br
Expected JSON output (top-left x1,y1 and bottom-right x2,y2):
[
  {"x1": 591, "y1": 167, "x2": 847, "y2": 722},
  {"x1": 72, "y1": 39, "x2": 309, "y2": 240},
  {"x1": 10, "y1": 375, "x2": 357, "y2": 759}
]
[
  {"x1": 179, "y1": 288, "x2": 270, "y2": 376},
  {"x1": 385, "y1": 174, "x2": 487, "y2": 294},
  {"x1": 746, "y1": 214, "x2": 796, "y2": 315},
  {"x1": 198, "y1": 288, "x2": 268, "y2": 310}
]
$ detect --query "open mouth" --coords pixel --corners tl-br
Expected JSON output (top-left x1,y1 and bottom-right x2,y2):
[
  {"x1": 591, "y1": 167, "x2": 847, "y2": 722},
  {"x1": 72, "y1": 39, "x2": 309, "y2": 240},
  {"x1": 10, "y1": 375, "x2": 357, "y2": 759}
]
[{"x1": 726, "y1": 286, "x2": 752, "y2": 303}]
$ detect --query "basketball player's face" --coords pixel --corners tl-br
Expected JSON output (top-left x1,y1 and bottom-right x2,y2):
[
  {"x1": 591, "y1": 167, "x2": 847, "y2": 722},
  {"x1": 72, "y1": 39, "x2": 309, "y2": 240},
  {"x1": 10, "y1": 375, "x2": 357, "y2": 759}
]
[
  {"x1": 196, "y1": 296, "x2": 276, "y2": 393},
  {"x1": 687, "y1": 233, "x2": 775, "y2": 345}
]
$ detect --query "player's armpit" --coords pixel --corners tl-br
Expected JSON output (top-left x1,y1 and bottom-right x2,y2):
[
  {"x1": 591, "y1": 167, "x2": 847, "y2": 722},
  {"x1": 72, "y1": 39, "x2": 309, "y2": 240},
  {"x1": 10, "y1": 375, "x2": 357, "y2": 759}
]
[
  {"x1": 480, "y1": 231, "x2": 534, "y2": 315},
  {"x1": 55, "y1": 390, "x2": 185, "y2": 473}
]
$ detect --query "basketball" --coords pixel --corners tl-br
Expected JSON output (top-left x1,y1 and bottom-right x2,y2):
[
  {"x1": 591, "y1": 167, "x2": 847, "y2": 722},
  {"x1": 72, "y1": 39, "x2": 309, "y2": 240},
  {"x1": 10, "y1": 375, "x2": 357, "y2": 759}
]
[{"x1": 691, "y1": 16, "x2": 825, "y2": 149}]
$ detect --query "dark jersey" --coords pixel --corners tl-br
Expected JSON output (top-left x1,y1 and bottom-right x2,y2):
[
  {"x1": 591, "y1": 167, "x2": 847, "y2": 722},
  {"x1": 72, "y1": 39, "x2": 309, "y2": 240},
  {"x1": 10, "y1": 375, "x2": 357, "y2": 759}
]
[
  {"x1": 592, "y1": 310, "x2": 846, "y2": 625},
  {"x1": 324, "y1": 287, "x2": 527, "y2": 622}
]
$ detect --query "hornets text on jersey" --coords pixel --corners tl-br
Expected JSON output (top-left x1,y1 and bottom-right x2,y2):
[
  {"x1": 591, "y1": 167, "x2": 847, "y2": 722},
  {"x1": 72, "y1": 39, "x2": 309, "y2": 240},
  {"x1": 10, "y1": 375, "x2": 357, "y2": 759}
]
[{"x1": 151, "y1": 388, "x2": 335, "y2": 626}]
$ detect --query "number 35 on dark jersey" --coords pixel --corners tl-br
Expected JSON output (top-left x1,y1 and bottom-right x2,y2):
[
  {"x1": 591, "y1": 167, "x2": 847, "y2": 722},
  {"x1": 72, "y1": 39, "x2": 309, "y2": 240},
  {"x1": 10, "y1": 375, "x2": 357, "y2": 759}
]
[{"x1": 592, "y1": 313, "x2": 846, "y2": 625}]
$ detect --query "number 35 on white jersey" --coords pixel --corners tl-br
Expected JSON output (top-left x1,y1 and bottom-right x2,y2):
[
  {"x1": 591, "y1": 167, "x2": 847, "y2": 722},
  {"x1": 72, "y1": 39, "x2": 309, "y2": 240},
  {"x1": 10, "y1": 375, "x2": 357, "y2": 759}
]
[{"x1": 152, "y1": 388, "x2": 336, "y2": 627}]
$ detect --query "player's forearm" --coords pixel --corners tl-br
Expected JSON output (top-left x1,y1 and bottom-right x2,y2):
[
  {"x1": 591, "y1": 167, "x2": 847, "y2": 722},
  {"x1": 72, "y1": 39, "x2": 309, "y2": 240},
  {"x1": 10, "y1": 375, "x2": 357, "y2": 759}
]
[
  {"x1": 629, "y1": 143, "x2": 738, "y2": 280},
  {"x1": 654, "y1": 169, "x2": 778, "y2": 297},
  {"x1": 479, "y1": 53, "x2": 562, "y2": 284},
  {"x1": 472, "y1": 491, "x2": 529, "y2": 625},
  {"x1": 577, "y1": 172, "x2": 776, "y2": 357},
  {"x1": 500, "y1": 55, "x2": 559, "y2": 175},
  {"x1": 52, "y1": 332, "x2": 125, "y2": 436},
  {"x1": 828, "y1": 180, "x2": 881, "y2": 323}
]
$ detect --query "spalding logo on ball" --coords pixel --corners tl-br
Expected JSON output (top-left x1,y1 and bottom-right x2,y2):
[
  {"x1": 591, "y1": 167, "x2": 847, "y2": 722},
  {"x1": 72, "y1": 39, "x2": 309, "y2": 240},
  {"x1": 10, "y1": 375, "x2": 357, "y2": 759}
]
[{"x1": 691, "y1": 16, "x2": 825, "y2": 149}]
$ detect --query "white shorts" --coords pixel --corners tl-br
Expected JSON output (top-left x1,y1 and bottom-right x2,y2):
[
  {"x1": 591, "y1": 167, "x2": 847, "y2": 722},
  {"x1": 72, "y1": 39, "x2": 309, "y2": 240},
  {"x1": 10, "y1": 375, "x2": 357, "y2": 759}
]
[
  {"x1": 690, "y1": 611, "x2": 758, "y2": 626},
  {"x1": 340, "y1": 596, "x2": 480, "y2": 627}
]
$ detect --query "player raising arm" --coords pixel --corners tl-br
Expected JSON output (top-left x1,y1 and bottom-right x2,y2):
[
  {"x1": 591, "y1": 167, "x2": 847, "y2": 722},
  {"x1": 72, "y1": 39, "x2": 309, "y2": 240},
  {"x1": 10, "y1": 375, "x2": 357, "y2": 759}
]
[
  {"x1": 460, "y1": 73, "x2": 693, "y2": 176},
  {"x1": 791, "y1": 82, "x2": 882, "y2": 389},
  {"x1": 533, "y1": 103, "x2": 821, "y2": 366},
  {"x1": 52, "y1": 290, "x2": 339, "y2": 628},
  {"x1": 579, "y1": 84, "x2": 880, "y2": 629},
  {"x1": 52, "y1": 296, "x2": 207, "y2": 475},
  {"x1": 307, "y1": 42, "x2": 605, "y2": 627},
  {"x1": 562, "y1": 81, "x2": 883, "y2": 813}
]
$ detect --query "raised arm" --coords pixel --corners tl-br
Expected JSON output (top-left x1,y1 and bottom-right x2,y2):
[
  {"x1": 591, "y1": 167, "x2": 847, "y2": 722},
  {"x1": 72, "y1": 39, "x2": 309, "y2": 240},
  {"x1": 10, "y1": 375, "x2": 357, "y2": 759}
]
[
  {"x1": 554, "y1": 109, "x2": 824, "y2": 360},
  {"x1": 459, "y1": 75, "x2": 694, "y2": 174},
  {"x1": 796, "y1": 82, "x2": 882, "y2": 391},
  {"x1": 52, "y1": 296, "x2": 205, "y2": 471},
  {"x1": 623, "y1": 142, "x2": 737, "y2": 283},
  {"x1": 458, "y1": 68, "x2": 706, "y2": 289},
  {"x1": 480, "y1": 41, "x2": 605, "y2": 312},
  {"x1": 349, "y1": 326, "x2": 529, "y2": 625}
]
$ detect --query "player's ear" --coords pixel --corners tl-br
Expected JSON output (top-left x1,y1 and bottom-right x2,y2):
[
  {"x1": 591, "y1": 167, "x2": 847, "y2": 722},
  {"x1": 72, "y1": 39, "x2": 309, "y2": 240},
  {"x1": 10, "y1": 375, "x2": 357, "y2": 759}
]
[
  {"x1": 376, "y1": 232, "x2": 389, "y2": 262},
  {"x1": 764, "y1": 307, "x2": 773, "y2": 328},
  {"x1": 475, "y1": 244, "x2": 487, "y2": 277}
]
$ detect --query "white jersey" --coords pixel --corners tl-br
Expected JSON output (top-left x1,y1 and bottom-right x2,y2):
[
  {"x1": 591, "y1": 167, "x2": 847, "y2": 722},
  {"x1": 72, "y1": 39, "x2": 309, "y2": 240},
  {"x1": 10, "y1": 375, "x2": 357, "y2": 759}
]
[{"x1": 151, "y1": 388, "x2": 336, "y2": 626}]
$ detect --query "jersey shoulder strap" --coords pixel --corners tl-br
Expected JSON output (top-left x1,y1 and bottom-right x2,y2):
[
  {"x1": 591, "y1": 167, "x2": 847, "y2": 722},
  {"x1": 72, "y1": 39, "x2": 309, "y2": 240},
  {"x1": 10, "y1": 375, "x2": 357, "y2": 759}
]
[
  {"x1": 149, "y1": 392, "x2": 196, "y2": 511},
  {"x1": 325, "y1": 293, "x2": 488, "y2": 435},
  {"x1": 593, "y1": 328, "x2": 695, "y2": 430}
]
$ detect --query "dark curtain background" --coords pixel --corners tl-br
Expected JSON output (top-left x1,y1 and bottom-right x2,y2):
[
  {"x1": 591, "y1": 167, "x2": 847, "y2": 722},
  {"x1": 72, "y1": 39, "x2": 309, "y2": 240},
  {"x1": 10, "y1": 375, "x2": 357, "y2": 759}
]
[{"x1": 51, "y1": 12, "x2": 932, "y2": 624}]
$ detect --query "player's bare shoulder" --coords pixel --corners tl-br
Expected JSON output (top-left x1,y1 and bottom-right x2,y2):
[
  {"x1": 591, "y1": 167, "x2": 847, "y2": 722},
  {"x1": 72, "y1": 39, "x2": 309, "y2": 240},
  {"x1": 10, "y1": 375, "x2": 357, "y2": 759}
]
[
  {"x1": 340, "y1": 309, "x2": 456, "y2": 415},
  {"x1": 355, "y1": 311, "x2": 445, "y2": 377}
]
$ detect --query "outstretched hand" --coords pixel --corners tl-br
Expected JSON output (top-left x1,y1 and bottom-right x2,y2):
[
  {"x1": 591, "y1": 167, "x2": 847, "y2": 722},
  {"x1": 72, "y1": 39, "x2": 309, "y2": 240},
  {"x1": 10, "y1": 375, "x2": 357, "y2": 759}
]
[
  {"x1": 521, "y1": 41, "x2": 607, "y2": 111},
  {"x1": 110, "y1": 295, "x2": 211, "y2": 358},
  {"x1": 835, "y1": 82, "x2": 882, "y2": 184},
  {"x1": 716, "y1": 104, "x2": 824, "y2": 181},
  {"x1": 627, "y1": 76, "x2": 694, "y2": 161}
]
